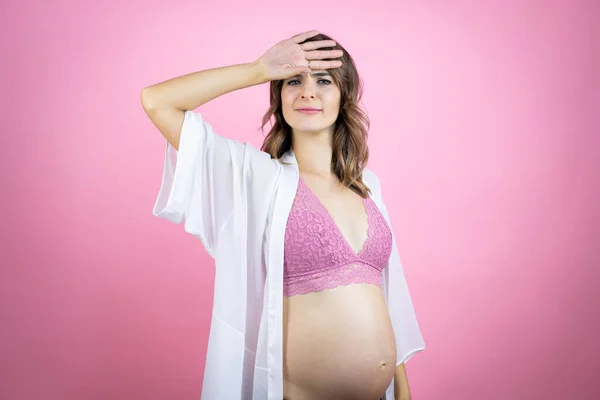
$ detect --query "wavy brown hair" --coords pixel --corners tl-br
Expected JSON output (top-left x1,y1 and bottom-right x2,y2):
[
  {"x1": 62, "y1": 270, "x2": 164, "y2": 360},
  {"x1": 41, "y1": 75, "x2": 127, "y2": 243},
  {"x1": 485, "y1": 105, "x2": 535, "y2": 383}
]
[{"x1": 259, "y1": 33, "x2": 372, "y2": 198}]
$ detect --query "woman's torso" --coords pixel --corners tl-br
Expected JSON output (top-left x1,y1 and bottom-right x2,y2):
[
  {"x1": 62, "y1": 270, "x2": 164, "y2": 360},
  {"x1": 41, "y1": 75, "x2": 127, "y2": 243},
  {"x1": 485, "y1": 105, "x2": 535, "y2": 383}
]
[{"x1": 282, "y1": 174, "x2": 396, "y2": 400}]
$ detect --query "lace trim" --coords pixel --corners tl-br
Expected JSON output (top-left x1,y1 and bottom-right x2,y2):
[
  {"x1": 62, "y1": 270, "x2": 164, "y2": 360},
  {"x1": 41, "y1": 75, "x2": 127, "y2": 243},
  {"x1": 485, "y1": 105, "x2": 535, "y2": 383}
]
[{"x1": 283, "y1": 263, "x2": 382, "y2": 297}]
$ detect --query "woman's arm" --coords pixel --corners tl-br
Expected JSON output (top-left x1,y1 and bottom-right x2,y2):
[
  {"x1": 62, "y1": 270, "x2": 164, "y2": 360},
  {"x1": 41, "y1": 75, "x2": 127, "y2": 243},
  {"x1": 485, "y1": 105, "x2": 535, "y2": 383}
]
[
  {"x1": 394, "y1": 363, "x2": 411, "y2": 400},
  {"x1": 141, "y1": 62, "x2": 267, "y2": 150},
  {"x1": 141, "y1": 61, "x2": 268, "y2": 112},
  {"x1": 141, "y1": 30, "x2": 342, "y2": 150}
]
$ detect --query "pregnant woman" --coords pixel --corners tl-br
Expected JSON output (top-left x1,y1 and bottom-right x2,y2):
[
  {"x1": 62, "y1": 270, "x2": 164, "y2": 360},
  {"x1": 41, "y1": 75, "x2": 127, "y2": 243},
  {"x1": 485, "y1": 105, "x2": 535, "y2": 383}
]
[{"x1": 142, "y1": 30, "x2": 425, "y2": 400}]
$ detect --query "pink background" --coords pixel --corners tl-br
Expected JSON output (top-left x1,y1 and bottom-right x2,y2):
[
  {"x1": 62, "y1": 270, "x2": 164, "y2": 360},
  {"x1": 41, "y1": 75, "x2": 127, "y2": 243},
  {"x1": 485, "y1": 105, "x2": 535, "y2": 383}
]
[{"x1": 2, "y1": 0, "x2": 598, "y2": 399}]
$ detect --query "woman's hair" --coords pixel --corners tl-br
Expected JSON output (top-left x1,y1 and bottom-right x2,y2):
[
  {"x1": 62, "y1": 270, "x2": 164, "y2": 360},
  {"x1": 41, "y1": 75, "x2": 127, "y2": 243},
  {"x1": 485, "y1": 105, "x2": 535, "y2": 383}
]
[{"x1": 259, "y1": 33, "x2": 372, "y2": 198}]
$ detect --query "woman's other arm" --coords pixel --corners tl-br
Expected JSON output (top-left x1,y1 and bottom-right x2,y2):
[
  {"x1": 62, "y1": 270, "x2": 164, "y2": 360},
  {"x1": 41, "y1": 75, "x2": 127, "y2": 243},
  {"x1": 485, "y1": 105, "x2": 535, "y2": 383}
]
[
  {"x1": 140, "y1": 61, "x2": 268, "y2": 151},
  {"x1": 394, "y1": 363, "x2": 411, "y2": 400}
]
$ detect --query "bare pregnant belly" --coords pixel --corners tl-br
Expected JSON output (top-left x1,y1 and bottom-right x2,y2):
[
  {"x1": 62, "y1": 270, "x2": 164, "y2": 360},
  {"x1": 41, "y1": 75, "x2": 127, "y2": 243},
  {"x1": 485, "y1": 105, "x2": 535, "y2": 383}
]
[{"x1": 282, "y1": 283, "x2": 397, "y2": 400}]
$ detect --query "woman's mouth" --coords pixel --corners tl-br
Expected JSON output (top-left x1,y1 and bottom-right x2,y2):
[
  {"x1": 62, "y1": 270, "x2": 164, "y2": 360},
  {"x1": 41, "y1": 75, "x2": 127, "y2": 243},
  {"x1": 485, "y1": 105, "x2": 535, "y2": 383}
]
[{"x1": 296, "y1": 108, "x2": 322, "y2": 114}]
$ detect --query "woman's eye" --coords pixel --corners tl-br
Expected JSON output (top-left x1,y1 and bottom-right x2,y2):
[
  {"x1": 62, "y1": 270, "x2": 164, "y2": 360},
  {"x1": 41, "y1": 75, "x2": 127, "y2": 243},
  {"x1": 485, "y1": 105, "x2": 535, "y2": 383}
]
[{"x1": 287, "y1": 79, "x2": 332, "y2": 85}]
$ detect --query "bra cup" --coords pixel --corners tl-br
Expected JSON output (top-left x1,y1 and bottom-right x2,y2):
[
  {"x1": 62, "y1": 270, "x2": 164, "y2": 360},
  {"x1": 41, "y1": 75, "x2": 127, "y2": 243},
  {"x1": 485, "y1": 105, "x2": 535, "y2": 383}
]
[{"x1": 282, "y1": 179, "x2": 392, "y2": 296}]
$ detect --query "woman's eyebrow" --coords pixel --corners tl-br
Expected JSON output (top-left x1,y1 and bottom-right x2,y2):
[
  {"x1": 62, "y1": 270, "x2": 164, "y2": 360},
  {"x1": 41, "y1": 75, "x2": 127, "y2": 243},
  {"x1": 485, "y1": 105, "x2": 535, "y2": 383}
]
[{"x1": 287, "y1": 72, "x2": 332, "y2": 80}]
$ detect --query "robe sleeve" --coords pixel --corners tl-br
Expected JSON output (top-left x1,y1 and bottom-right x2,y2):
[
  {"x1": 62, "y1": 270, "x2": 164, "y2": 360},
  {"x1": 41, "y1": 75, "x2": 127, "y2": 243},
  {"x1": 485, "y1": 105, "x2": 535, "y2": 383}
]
[
  {"x1": 152, "y1": 110, "x2": 274, "y2": 258},
  {"x1": 367, "y1": 170, "x2": 426, "y2": 365}
]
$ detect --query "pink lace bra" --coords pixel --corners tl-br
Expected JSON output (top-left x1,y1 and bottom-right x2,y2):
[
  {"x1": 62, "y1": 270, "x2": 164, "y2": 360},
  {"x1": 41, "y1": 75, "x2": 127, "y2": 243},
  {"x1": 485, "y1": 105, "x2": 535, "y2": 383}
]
[{"x1": 283, "y1": 176, "x2": 393, "y2": 296}]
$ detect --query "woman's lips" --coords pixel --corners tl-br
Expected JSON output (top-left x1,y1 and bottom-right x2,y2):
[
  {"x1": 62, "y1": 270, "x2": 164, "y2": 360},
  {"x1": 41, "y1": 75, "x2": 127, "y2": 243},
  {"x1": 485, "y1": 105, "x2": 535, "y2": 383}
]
[{"x1": 296, "y1": 109, "x2": 322, "y2": 114}]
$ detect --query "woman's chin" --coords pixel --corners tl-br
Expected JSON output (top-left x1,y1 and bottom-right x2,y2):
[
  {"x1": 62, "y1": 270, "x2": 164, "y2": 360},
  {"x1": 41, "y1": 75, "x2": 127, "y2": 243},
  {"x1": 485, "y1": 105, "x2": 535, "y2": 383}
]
[{"x1": 290, "y1": 122, "x2": 333, "y2": 135}]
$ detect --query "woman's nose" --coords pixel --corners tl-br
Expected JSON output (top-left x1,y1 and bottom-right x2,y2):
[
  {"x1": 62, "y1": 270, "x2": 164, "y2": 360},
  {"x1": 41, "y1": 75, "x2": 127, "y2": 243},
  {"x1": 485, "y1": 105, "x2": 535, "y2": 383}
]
[
  {"x1": 300, "y1": 82, "x2": 316, "y2": 98},
  {"x1": 300, "y1": 88, "x2": 316, "y2": 99}
]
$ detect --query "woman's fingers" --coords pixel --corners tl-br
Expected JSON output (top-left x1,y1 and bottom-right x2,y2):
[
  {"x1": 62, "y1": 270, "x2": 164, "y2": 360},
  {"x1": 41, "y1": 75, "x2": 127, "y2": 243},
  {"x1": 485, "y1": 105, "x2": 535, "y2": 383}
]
[
  {"x1": 293, "y1": 30, "x2": 320, "y2": 44},
  {"x1": 304, "y1": 49, "x2": 344, "y2": 60},
  {"x1": 300, "y1": 40, "x2": 337, "y2": 51},
  {"x1": 307, "y1": 59, "x2": 343, "y2": 70},
  {"x1": 289, "y1": 31, "x2": 343, "y2": 70}
]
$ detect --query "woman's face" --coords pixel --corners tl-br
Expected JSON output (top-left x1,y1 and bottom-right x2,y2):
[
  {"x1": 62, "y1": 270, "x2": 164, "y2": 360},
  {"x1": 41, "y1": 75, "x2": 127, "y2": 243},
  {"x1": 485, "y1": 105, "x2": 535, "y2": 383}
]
[{"x1": 281, "y1": 70, "x2": 341, "y2": 136}]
